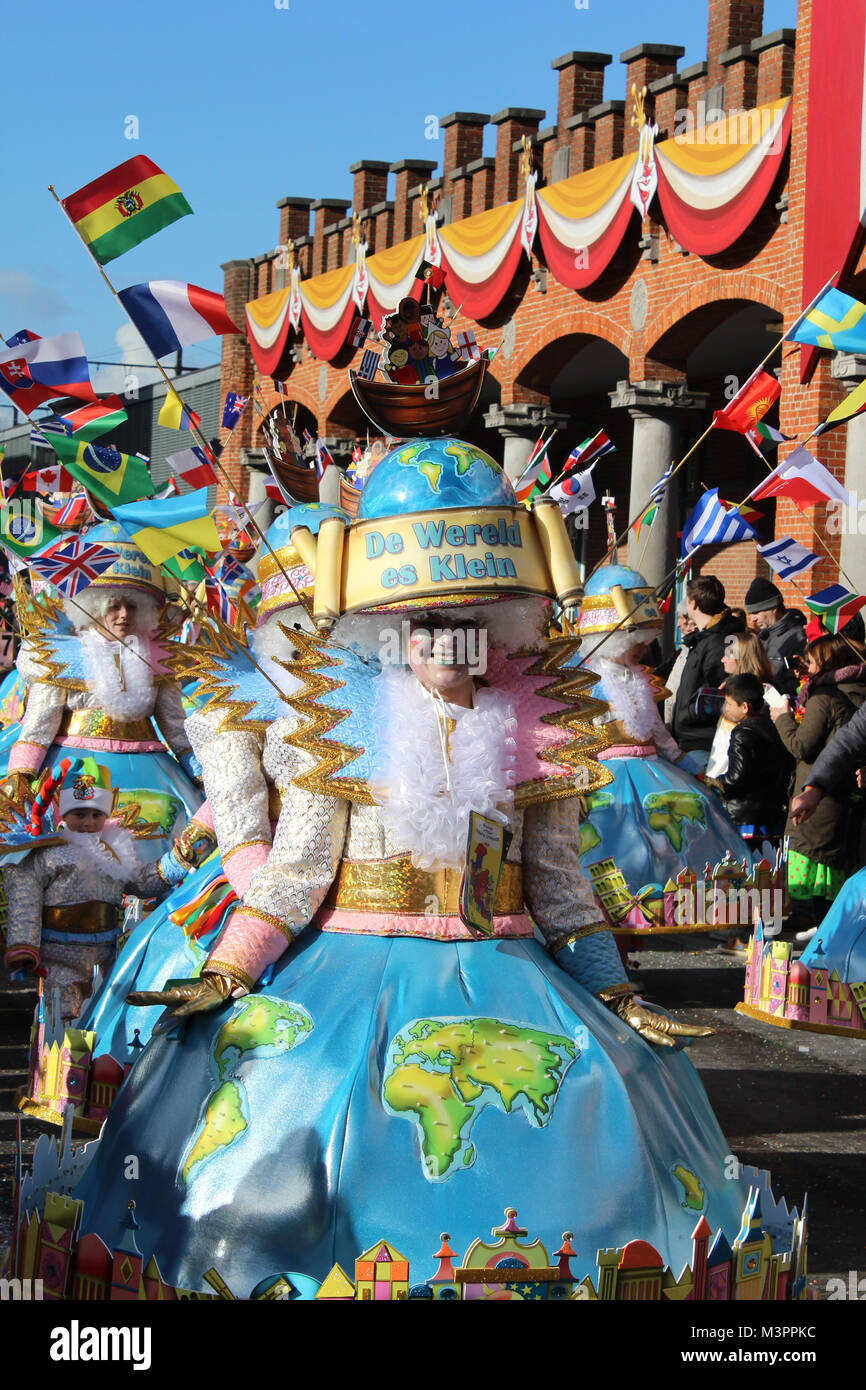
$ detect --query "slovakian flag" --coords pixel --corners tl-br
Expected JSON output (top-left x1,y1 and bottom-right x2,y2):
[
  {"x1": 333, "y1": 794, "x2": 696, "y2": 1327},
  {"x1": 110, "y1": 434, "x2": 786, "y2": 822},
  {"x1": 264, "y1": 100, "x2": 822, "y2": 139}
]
[
  {"x1": 158, "y1": 389, "x2": 201, "y2": 432},
  {"x1": 61, "y1": 156, "x2": 193, "y2": 265},
  {"x1": 38, "y1": 398, "x2": 127, "y2": 443},
  {"x1": 0, "y1": 332, "x2": 99, "y2": 413},
  {"x1": 681, "y1": 489, "x2": 759, "y2": 558},
  {"x1": 118, "y1": 281, "x2": 238, "y2": 360},
  {"x1": 221, "y1": 392, "x2": 248, "y2": 431},
  {"x1": 166, "y1": 445, "x2": 218, "y2": 490},
  {"x1": 805, "y1": 584, "x2": 866, "y2": 633},
  {"x1": 748, "y1": 445, "x2": 852, "y2": 510},
  {"x1": 28, "y1": 537, "x2": 120, "y2": 598},
  {"x1": 713, "y1": 368, "x2": 782, "y2": 434},
  {"x1": 111, "y1": 487, "x2": 220, "y2": 564},
  {"x1": 757, "y1": 536, "x2": 820, "y2": 581}
]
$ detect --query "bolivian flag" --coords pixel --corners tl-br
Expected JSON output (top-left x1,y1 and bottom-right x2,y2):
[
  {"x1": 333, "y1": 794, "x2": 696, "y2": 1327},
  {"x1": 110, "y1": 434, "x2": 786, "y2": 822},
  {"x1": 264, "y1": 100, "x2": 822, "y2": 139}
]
[
  {"x1": 111, "y1": 488, "x2": 220, "y2": 565},
  {"x1": 41, "y1": 432, "x2": 154, "y2": 507},
  {"x1": 61, "y1": 156, "x2": 193, "y2": 265}
]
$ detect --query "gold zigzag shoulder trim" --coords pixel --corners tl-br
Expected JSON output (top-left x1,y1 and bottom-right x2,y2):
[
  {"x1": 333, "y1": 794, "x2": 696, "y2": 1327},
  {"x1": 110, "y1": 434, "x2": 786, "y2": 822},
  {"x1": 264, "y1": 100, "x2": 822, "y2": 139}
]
[
  {"x1": 508, "y1": 636, "x2": 612, "y2": 806},
  {"x1": 174, "y1": 615, "x2": 294, "y2": 735},
  {"x1": 279, "y1": 629, "x2": 613, "y2": 807}
]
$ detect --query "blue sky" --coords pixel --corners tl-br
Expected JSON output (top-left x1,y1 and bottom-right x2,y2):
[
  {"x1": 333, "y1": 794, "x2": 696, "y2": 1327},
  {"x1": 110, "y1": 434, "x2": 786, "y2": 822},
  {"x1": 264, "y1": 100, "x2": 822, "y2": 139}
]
[{"x1": 0, "y1": 0, "x2": 796, "y2": 413}]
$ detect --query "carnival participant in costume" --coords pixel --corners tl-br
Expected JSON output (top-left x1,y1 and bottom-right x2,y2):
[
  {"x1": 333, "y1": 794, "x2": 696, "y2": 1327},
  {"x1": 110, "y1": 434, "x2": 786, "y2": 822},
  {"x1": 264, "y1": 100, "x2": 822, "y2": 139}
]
[
  {"x1": 3, "y1": 523, "x2": 202, "y2": 860},
  {"x1": 67, "y1": 438, "x2": 795, "y2": 1298},
  {"x1": 1, "y1": 759, "x2": 197, "y2": 1020},
  {"x1": 574, "y1": 565, "x2": 758, "y2": 927},
  {"x1": 75, "y1": 508, "x2": 331, "y2": 1060}
]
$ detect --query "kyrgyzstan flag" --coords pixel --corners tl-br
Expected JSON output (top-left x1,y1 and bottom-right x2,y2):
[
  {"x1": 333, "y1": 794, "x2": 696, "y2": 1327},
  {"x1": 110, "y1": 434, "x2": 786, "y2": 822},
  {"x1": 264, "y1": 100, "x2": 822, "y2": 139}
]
[
  {"x1": 118, "y1": 281, "x2": 239, "y2": 360},
  {"x1": 712, "y1": 368, "x2": 781, "y2": 434},
  {"x1": 748, "y1": 445, "x2": 852, "y2": 510}
]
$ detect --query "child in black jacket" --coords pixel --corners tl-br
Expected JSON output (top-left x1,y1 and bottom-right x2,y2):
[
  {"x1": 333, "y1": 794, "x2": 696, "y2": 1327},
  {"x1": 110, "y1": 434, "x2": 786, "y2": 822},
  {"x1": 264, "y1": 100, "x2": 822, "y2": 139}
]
[{"x1": 714, "y1": 674, "x2": 793, "y2": 840}]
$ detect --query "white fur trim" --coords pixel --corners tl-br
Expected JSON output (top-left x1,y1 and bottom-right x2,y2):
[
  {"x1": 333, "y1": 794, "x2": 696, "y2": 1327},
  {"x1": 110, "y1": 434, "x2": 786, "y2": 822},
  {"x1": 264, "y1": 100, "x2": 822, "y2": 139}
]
[
  {"x1": 57, "y1": 822, "x2": 141, "y2": 883},
  {"x1": 584, "y1": 655, "x2": 660, "y2": 741},
  {"x1": 369, "y1": 668, "x2": 517, "y2": 870},
  {"x1": 79, "y1": 630, "x2": 155, "y2": 720},
  {"x1": 251, "y1": 615, "x2": 303, "y2": 700}
]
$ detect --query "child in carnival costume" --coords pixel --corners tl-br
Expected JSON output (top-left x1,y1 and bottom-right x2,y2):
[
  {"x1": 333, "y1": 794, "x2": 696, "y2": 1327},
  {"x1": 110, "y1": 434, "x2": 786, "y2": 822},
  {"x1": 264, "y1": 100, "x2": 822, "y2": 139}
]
[
  {"x1": 574, "y1": 565, "x2": 757, "y2": 923},
  {"x1": 3, "y1": 523, "x2": 203, "y2": 861},
  {"x1": 69, "y1": 439, "x2": 792, "y2": 1296},
  {"x1": 75, "y1": 508, "x2": 335, "y2": 1060},
  {"x1": 1, "y1": 758, "x2": 199, "y2": 1020}
]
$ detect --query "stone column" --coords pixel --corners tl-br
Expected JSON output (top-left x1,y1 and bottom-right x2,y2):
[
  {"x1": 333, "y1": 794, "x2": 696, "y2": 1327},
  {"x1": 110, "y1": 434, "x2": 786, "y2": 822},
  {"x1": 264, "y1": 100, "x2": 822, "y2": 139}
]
[
  {"x1": 832, "y1": 353, "x2": 866, "y2": 593},
  {"x1": 609, "y1": 379, "x2": 709, "y2": 590},
  {"x1": 482, "y1": 402, "x2": 570, "y2": 482}
]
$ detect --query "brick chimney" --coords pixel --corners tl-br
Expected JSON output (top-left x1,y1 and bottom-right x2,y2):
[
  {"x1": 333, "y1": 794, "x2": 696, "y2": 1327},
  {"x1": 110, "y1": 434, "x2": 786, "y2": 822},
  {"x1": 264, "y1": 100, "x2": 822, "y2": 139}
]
[
  {"x1": 565, "y1": 112, "x2": 595, "y2": 175},
  {"x1": 441, "y1": 112, "x2": 489, "y2": 178},
  {"x1": 311, "y1": 198, "x2": 349, "y2": 276},
  {"x1": 350, "y1": 161, "x2": 390, "y2": 213},
  {"x1": 754, "y1": 28, "x2": 795, "y2": 105},
  {"x1": 648, "y1": 72, "x2": 688, "y2": 140},
  {"x1": 621, "y1": 44, "x2": 685, "y2": 152},
  {"x1": 276, "y1": 197, "x2": 312, "y2": 248},
  {"x1": 706, "y1": 0, "x2": 764, "y2": 84},
  {"x1": 720, "y1": 39, "x2": 759, "y2": 110},
  {"x1": 468, "y1": 157, "x2": 496, "y2": 215},
  {"x1": 491, "y1": 107, "x2": 545, "y2": 204},
  {"x1": 552, "y1": 51, "x2": 611, "y2": 128},
  {"x1": 219, "y1": 258, "x2": 255, "y2": 498},
  {"x1": 589, "y1": 102, "x2": 625, "y2": 165},
  {"x1": 390, "y1": 158, "x2": 437, "y2": 242}
]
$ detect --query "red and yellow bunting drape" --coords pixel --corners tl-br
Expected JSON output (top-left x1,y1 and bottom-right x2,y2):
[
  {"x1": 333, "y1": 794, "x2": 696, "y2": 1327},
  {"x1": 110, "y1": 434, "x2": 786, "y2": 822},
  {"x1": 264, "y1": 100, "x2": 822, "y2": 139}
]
[{"x1": 244, "y1": 96, "x2": 792, "y2": 371}]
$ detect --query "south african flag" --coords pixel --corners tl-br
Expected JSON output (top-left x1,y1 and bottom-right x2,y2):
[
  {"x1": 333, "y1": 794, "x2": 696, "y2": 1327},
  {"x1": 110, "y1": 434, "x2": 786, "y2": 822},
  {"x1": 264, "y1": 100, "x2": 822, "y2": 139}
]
[{"x1": 61, "y1": 156, "x2": 192, "y2": 265}]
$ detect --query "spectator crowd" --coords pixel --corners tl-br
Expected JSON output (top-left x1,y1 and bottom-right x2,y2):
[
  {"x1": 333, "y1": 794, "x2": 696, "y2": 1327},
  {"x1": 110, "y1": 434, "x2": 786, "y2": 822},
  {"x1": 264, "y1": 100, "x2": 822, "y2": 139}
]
[{"x1": 663, "y1": 573, "x2": 866, "y2": 944}]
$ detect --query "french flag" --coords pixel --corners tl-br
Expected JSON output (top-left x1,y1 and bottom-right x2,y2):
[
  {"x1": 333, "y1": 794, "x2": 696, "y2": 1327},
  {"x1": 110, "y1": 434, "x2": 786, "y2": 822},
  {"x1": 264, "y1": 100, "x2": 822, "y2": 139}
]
[{"x1": 118, "y1": 280, "x2": 239, "y2": 360}]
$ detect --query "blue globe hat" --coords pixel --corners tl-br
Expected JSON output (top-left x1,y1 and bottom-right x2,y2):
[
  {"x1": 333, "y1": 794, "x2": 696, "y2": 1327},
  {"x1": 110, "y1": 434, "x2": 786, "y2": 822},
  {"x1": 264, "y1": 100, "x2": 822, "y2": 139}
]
[
  {"x1": 579, "y1": 563, "x2": 662, "y2": 637},
  {"x1": 358, "y1": 437, "x2": 515, "y2": 520}
]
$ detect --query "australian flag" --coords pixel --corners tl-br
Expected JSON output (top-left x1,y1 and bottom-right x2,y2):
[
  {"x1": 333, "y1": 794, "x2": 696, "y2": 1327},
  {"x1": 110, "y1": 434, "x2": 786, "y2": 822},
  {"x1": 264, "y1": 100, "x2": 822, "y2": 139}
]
[{"x1": 222, "y1": 391, "x2": 249, "y2": 431}]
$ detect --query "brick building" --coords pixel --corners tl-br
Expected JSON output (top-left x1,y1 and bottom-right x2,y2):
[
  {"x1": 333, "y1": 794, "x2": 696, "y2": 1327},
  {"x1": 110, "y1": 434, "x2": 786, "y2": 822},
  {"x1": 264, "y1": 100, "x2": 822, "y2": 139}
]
[{"x1": 216, "y1": 0, "x2": 866, "y2": 622}]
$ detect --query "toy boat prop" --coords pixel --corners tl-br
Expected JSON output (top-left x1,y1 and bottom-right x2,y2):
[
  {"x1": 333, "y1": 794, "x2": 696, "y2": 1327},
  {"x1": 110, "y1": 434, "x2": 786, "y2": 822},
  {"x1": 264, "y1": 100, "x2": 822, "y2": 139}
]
[{"x1": 349, "y1": 356, "x2": 488, "y2": 438}]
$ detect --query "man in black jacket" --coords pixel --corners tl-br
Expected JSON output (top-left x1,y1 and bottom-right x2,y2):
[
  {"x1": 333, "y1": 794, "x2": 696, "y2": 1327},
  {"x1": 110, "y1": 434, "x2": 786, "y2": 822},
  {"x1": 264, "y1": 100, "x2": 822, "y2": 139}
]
[
  {"x1": 744, "y1": 576, "x2": 807, "y2": 695},
  {"x1": 671, "y1": 575, "x2": 745, "y2": 767}
]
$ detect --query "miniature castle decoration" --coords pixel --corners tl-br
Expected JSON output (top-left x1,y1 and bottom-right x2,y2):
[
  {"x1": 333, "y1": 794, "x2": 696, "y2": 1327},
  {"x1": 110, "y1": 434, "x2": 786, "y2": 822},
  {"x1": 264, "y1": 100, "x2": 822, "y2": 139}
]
[
  {"x1": 737, "y1": 922, "x2": 866, "y2": 1039},
  {"x1": 17, "y1": 985, "x2": 127, "y2": 1134},
  {"x1": 6, "y1": 1113, "x2": 808, "y2": 1302},
  {"x1": 588, "y1": 852, "x2": 785, "y2": 935}
]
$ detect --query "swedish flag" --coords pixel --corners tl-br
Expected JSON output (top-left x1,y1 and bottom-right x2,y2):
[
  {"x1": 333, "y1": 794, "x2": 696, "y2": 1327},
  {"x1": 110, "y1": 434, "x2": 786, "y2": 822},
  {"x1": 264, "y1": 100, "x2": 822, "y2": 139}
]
[
  {"x1": 42, "y1": 432, "x2": 154, "y2": 506},
  {"x1": 786, "y1": 286, "x2": 866, "y2": 353}
]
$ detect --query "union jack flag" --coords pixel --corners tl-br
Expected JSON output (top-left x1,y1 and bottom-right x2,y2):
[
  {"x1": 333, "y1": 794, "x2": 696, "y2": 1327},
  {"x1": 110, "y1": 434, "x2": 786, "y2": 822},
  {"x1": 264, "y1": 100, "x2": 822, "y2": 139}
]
[{"x1": 28, "y1": 538, "x2": 119, "y2": 597}]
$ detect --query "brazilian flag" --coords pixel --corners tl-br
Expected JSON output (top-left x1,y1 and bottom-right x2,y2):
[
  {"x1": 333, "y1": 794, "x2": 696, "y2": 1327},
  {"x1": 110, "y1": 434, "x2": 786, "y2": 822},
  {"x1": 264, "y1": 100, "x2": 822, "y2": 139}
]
[
  {"x1": 42, "y1": 432, "x2": 154, "y2": 507},
  {"x1": 0, "y1": 502, "x2": 62, "y2": 558},
  {"x1": 163, "y1": 546, "x2": 208, "y2": 584}
]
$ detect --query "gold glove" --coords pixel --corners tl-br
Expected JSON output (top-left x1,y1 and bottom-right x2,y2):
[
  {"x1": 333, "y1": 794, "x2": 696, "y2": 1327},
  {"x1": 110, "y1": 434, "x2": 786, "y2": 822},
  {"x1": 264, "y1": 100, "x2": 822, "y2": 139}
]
[
  {"x1": 609, "y1": 992, "x2": 713, "y2": 1048},
  {"x1": 127, "y1": 971, "x2": 234, "y2": 1033}
]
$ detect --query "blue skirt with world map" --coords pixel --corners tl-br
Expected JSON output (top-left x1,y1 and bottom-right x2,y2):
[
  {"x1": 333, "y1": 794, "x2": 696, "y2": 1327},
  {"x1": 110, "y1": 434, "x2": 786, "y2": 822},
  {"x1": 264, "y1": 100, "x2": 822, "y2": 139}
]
[
  {"x1": 72, "y1": 928, "x2": 768, "y2": 1297},
  {"x1": 579, "y1": 755, "x2": 755, "y2": 911}
]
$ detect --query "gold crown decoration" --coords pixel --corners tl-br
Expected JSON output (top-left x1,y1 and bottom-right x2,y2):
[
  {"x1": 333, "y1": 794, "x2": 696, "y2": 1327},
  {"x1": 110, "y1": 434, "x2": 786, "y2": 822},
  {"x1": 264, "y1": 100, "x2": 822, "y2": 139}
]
[{"x1": 631, "y1": 82, "x2": 648, "y2": 129}]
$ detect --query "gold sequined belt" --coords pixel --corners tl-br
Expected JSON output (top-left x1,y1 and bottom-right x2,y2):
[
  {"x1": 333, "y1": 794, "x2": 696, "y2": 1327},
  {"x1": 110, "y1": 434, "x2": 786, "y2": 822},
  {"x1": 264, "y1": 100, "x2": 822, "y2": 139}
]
[
  {"x1": 42, "y1": 902, "x2": 120, "y2": 934},
  {"x1": 324, "y1": 854, "x2": 524, "y2": 917},
  {"x1": 59, "y1": 708, "x2": 156, "y2": 742}
]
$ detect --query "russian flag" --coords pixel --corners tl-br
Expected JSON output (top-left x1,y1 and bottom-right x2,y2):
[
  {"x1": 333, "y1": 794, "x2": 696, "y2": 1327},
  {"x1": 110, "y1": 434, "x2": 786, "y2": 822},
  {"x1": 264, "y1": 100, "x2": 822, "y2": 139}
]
[{"x1": 118, "y1": 280, "x2": 239, "y2": 360}]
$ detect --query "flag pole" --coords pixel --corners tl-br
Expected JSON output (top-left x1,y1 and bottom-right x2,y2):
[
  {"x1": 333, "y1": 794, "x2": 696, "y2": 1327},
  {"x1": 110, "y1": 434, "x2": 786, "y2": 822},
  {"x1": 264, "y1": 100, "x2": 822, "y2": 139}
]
[
  {"x1": 586, "y1": 329, "x2": 798, "y2": 582},
  {"x1": 46, "y1": 185, "x2": 319, "y2": 630}
]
